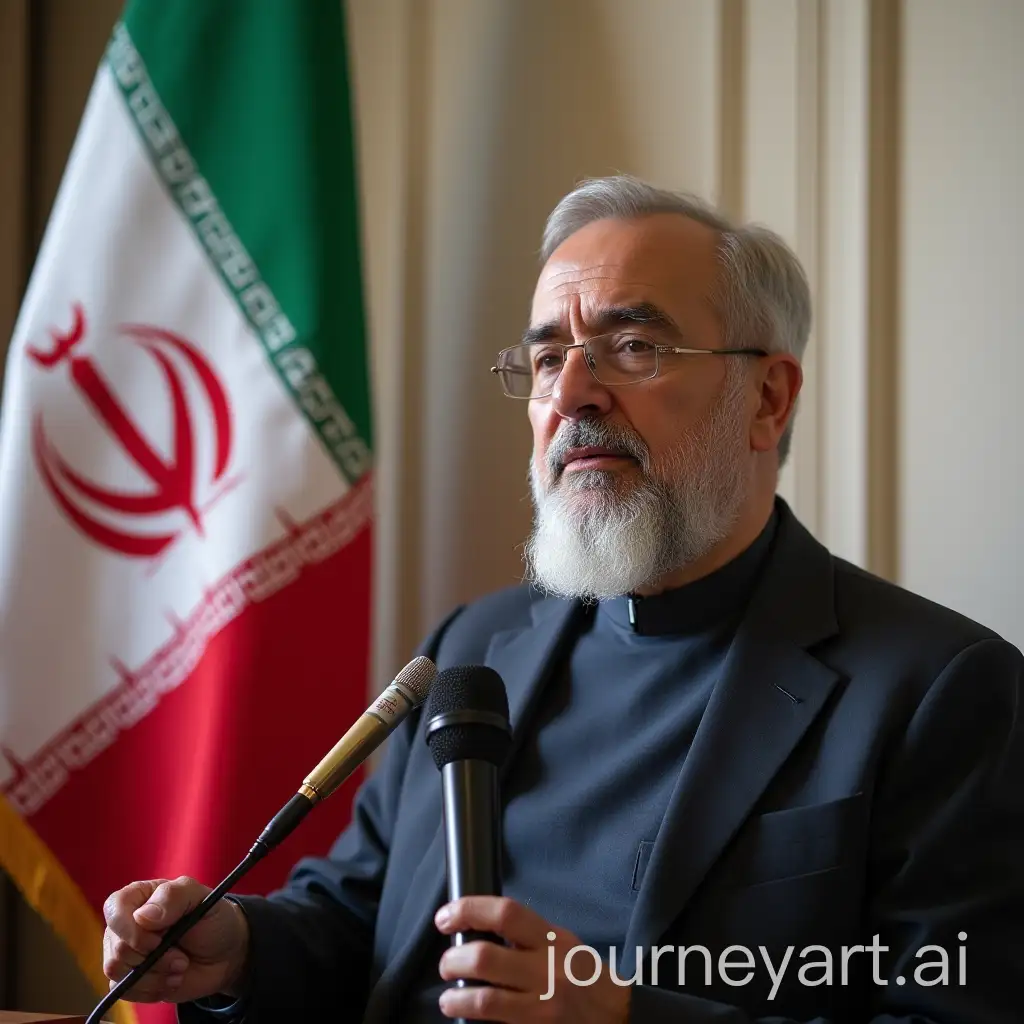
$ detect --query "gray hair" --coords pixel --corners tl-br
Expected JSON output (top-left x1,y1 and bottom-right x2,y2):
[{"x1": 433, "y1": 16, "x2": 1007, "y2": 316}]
[{"x1": 540, "y1": 175, "x2": 811, "y2": 465}]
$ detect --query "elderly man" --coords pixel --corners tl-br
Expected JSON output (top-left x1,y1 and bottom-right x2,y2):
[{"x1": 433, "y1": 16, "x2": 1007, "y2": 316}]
[{"x1": 102, "y1": 177, "x2": 1024, "y2": 1023}]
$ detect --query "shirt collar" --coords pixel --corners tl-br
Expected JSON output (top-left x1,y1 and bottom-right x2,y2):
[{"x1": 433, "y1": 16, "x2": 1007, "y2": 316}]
[{"x1": 597, "y1": 506, "x2": 779, "y2": 638}]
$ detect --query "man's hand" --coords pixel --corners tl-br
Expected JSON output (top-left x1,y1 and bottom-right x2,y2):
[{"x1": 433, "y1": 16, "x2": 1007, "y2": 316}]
[
  {"x1": 434, "y1": 896, "x2": 631, "y2": 1023},
  {"x1": 102, "y1": 876, "x2": 249, "y2": 1004}
]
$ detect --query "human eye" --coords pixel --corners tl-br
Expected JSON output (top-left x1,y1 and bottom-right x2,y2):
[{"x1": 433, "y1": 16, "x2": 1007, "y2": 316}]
[
  {"x1": 608, "y1": 334, "x2": 656, "y2": 357},
  {"x1": 530, "y1": 345, "x2": 564, "y2": 372}
]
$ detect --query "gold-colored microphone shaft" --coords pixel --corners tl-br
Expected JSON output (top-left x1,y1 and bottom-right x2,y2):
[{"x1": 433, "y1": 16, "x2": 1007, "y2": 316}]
[
  {"x1": 252, "y1": 655, "x2": 437, "y2": 855},
  {"x1": 300, "y1": 655, "x2": 438, "y2": 802}
]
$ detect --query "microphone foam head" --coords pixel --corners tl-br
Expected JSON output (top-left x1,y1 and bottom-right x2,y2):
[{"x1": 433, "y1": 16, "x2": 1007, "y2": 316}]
[
  {"x1": 394, "y1": 656, "x2": 437, "y2": 704},
  {"x1": 424, "y1": 665, "x2": 512, "y2": 770}
]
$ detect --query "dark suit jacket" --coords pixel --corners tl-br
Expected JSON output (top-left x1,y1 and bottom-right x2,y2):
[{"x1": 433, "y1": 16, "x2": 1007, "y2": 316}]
[{"x1": 190, "y1": 500, "x2": 1024, "y2": 1022}]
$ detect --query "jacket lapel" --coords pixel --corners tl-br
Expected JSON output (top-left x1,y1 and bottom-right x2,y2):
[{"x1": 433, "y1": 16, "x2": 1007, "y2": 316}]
[
  {"x1": 488, "y1": 595, "x2": 589, "y2": 771},
  {"x1": 619, "y1": 505, "x2": 841, "y2": 977},
  {"x1": 362, "y1": 594, "x2": 584, "y2": 1022},
  {"x1": 618, "y1": 625, "x2": 838, "y2": 975}
]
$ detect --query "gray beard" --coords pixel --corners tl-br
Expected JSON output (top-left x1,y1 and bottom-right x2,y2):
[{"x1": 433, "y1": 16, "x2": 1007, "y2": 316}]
[{"x1": 523, "y1": 366, "x2": 751, "y2": 600}]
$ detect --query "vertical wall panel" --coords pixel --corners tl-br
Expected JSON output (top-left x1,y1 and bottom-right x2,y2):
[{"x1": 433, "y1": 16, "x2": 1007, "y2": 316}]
[
  {"x1": 743, "y1": 0, "x2": 825, "y2": 537},
  {"x1": 865, "y1": 0, "x2": 900, "y2": 580},
  {"x1": 820, "y1": 0, "x2": 871, "y2": 566},
  {"x1": 899, "y1": 0, "x2": 1024, "y2": 646},
  {"x1": 347, "y1": 0, "x2": 424, "y2": 680}
]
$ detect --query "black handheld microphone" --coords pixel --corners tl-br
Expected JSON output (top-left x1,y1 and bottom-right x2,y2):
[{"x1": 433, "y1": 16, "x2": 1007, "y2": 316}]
[{"x1": 425, "y1": 665, "x2": 512, "y2": 1022}]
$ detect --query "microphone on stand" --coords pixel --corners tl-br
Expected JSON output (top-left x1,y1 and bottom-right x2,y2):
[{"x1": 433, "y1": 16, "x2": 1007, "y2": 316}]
[
  {"x1": 85, "y1": 655, "x2": 438, "y2": 1024},
  {"x1": 425, "y1": 664, "x2": 512, "y2": 1024}
]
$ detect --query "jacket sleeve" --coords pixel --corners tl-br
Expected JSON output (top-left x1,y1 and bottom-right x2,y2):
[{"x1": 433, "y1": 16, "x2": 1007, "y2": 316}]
[
  {"x1": 178, "y1": 606, "x2": 466, "y2": 1023},
  {"x1": 626, "y1": 637, "x2": 1024, "y2": 1024}
]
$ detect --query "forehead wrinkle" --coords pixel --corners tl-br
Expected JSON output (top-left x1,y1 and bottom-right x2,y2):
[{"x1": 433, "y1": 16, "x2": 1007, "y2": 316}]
[
  {"x1": 547, "y1": 278, "x2": 660, "y2": 302},
  {"x1": 535, "y1": 258, "x2": 722, "y2": 335},
  {"x1": 548, "y1": 276, "x2": 721, "y2": 325},
  {"x1": 521, "y1": 302, "x2": 680, "y2": 344},
  {"x1": 544, "y1": 261, "x2": 629, "y2": 282},
  {"x1": 542, "y1": 264, "x2": 643, "y2": 294}
]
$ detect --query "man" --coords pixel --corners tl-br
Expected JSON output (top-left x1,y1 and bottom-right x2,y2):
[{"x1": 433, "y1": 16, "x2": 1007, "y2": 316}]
[{"x1": 102, "y1": 176, "x2": 1024, "y2": 1022}]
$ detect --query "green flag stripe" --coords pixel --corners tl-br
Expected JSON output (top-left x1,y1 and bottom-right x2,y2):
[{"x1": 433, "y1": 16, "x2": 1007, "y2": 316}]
[{"x1": 107, "y1": 7, "x2": 372, "y2": 485}]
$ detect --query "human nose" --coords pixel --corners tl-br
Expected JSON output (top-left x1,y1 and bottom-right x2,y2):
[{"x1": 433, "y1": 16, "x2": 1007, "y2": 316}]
[{"x1": 548, "y1": 343, "x2": 613, "y2": 419}]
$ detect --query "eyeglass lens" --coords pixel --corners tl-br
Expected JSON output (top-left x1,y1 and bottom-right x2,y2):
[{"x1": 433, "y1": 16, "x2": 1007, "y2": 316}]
[{"x1": 497, "y1": 336, "x2": 658, "y2": 397}]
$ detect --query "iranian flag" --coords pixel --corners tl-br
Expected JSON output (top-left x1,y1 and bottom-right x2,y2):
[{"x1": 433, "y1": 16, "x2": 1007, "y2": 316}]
[{"x1": 0, "y1": 3, "x2": 373, "y2": 1022}]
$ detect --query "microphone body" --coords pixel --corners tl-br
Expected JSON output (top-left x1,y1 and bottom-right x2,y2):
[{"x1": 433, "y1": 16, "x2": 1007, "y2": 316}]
[
  {"x1": 441, "y1": 757, "x2": 502, "y2": 943},
  {"x1": 425, "y1": 667, "x2": 512, "y2": 1024}
]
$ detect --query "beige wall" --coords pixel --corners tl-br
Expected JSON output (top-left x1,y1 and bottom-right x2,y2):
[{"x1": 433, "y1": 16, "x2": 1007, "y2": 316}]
[{"x1": 899, "y1": 0, "x2": 1024, "y2": 645}]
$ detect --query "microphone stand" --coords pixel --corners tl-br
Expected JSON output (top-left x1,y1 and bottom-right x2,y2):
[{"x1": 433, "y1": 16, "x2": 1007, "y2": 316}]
[{"x1": 85, "y1": 793, "x2": 312, "y2": 1024}]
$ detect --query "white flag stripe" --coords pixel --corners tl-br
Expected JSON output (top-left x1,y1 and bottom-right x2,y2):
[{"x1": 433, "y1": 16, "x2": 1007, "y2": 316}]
[{"x1": 0, "y1": 66, "x2": 346, "y2": 782}]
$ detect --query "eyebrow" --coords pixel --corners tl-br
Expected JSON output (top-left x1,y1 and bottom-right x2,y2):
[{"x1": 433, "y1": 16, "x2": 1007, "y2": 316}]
[{"x1": 521, "y1": 303, "x2": 681, "y2": 345}]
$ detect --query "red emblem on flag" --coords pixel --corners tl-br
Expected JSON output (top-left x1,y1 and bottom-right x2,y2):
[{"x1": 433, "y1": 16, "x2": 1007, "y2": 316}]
[{"x1": 27, "y1": 303, "x2": 237, "y2": 558}]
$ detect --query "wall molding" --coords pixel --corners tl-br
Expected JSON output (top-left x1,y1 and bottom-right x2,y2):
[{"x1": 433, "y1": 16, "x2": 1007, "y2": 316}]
[
  {"x1": 735, "y1": 0, "x2": 903, "y2": 573},
  {"x1": 866, "y1": 0, "x2": 901, "y2": 581}
]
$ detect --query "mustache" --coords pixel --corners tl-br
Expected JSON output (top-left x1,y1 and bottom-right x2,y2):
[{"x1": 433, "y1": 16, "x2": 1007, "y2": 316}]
[{"x1": 546, "y1": 418, "x2": 650, "y2": 479}]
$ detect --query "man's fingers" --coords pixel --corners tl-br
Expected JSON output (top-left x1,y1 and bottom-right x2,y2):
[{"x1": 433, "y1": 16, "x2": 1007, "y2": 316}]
[
  {"x1": 439, "y1": 983, "x2": 532, "y2": 1022},
  {"x1": 436, "y1": 896, "x2": 551, "y2": 949},
  {"x1": 102, "y1": 877, "x2": 199, "y2": 991},
  {"x1": 103, "y1": 879, "x2": 166, "y2": 950},
  {"x1": 103, "y1": 938, "x2": 188, "y2": 979},
  {"x1": 132, "y1": 875, "x2": 203, "y2": 932},
  {"x1": 439, "y1": 940, "x2": 535, "y2": 992},
  {"x1": 102, "y1": 936, "x2": 142, "y2": 982},
  {"x1": 106, "y1": 970, "x2": 186, "y2": 1003},
  {"x1": 102, "y1": 921, "x2": 163, "y2": 964}
]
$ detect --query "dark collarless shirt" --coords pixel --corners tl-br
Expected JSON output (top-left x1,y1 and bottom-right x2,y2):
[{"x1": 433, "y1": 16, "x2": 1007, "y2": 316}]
[{"x1": 402, "y1": 511, "x2": 778, "y2": 1020}]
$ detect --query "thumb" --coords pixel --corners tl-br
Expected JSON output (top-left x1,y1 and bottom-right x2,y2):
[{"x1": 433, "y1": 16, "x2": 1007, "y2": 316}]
[{"x1": 133, "y1": 876, "x2": 204, "y2": 932}]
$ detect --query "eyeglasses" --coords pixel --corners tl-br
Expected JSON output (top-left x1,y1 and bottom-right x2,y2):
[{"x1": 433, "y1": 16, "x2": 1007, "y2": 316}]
[{"x1": 490, "y1": 333, "x2": 768, "y2": 399}]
